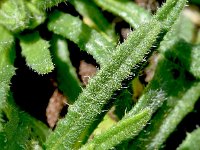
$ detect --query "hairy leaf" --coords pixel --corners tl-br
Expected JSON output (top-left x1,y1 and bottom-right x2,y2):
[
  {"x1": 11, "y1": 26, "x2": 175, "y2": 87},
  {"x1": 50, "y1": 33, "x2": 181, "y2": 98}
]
[
  {"x1": 33, "y1": 0, "x2": 67, "y2": 10},
  {"x1": 80, "y1": 108, "x2": 151, "y2": 150},
  {"x1": 0, "y1": 0, "x2": 46, "y2": 32},
  {"x1": 154, "y1": 0, "x2": 187, "y2": 32},
  {"x1": 0, "y1": 26, "x2": 15, "y2": 109},
  {"x1": 177, "y1": 128, "x2": 200, "y2": 150},
  {"x1": 0, "y1": 93, "x2": 50, "y2": 149},
  {"x1": 94, "y1": 0, "x2": 151, "y2": 29},
  {"x1": 130, "y1": 58, "x2": 199, "y2": 150},
  {"x1": 48, "y1": 11, "x2": 115, "y2": 66},
  {"x1": 45, "y1": 20, "x2": 161, "y2": 150},
  {"x1": 69, "y1": 0, "x2": 117, "y2": 43},
  {"x1": 20, "y1": 32, "x2": 54, "y2": 74},
  {"x1": 25, "y1": 1, "x2": 46, "y2": 29},
  {"x1": 0, "y1": 0, "x2": 28, "y2": 32}
]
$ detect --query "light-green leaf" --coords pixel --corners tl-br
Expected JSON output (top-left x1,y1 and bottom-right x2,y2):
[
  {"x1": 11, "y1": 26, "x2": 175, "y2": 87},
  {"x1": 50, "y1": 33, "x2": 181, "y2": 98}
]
[
  {"x1": 48, "y1": 11, "x2": 115, "y2": 66},
  {"x1": 45, "y1": 20, "x2": 161, "y2": 150},
  {"x1": 154, "y1": 0, "x2": 187, "y2": 32},
  {"x1": 177, "y1": 128, "x2": 200, "y2": 150},
  {"x1": 80, "y1": 108, "x2": 151, "y2": 150},
  {"x1": 20, "y1": 32, "x2": 54, "y2": 74},
  {"x1": 0, "y1": 93, "x2": 50, "y2": 149},
  {"x1": 0, "y1": 0, "x2": 30, "y2": 33},
  {"x1": 130, "y1": 58, "x2": 200, "y2": 150},
  {"x1": 0, "y1": 26, "x2": 15, "y2": 109},
  {"x1": 69, "y1": 0, "x2": 117, "y2": 43},
  {"x1": 0, "y1": 0, "x2": 46, "y2": 32},
  {"x1": 94, "y1": 0, "x2": 151, "y2": 29}
]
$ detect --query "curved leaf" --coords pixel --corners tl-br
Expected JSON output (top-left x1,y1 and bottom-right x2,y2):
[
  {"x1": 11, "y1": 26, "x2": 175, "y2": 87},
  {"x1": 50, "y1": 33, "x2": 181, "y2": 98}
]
[
  {"x1": 45, "y1": 20, "x2": 161, "y2": 150},
  {"x1": 94, "y1": 0, "x2": 151, "y2": 29},
  {"x1": 0, "y1": 26, "x2": 15, "y2": 109},
  {"x1": 48, "y1": 11, "x2": 115, "y2": 66},
  {"x1": 20, "y1": 32, "x2": 54, "y2": 74}
]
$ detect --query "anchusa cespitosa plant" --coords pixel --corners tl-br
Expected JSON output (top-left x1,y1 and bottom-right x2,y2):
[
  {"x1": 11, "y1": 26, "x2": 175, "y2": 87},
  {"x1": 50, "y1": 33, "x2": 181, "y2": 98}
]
[{"x1": 1, "y1": 0, "x2": 200, "y2": 149}]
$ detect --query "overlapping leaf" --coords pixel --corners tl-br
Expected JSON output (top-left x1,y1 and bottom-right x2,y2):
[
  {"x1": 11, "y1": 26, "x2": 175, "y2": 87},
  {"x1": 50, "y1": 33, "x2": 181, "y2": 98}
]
[{"x1": 20, "y1": 32, "x2": 54, "y2": 74}]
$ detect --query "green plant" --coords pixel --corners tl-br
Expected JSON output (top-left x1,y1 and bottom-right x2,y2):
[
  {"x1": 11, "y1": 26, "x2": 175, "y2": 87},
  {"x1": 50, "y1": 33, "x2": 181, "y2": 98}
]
[{"x1": 1, "y1": 0, "x2": 200, "y2": 149}]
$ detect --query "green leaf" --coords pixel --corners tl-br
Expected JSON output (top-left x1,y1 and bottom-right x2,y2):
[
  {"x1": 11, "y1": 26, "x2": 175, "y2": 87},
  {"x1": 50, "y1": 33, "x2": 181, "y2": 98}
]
[
  {"x1": 19, "y1": 32, "x2": 54, "y2": 74},
  {"x1": 148, "y1": 82, "x2": 200, "y2": 149},
  {"x1": 114, "y1": 85, "x2": 134, "y2": 119},
  {"x1": 45, "y1": 20, "x2": 161, "y2": 150},
  {"x1": 80, "y1": 108, "x2": 151, "y2": 150},
  {"x1": 116, "y1": 0, "x2": 188, "y2": 121},
  {"x1": 164, "y1": 40, "x2": 200, "y2": 79},
  {"x1": 159, "y1": 14, "x2": 195, "y2": 53},
  {"x1": 51, "y1": 36, "x2": 81, "y2": 103},
  {"x1": 0, "y1": 0, "x2": 46, "y2": 32},
  {"x1": 189, "y1": 0, "x2": 200, "y2": 5},
  {"x1": 48, "y1": 11, "x2": 115, "y2": 66},
  {"x1": 69, "y1": 0, "x2": 117, "y2": 43},
  {"x1": 91, "y1": 114, "x2": 117, "y2": 138},
  {"x1": 177, "y1": 128, "x2": 200, "y2": 150},
  {"x1": 94, "y1": 0, "x2": 151, "y2": 29},
  {"x1": 0, "y1": 26, "x2": 15, "y2": 109},
  {"x1": 25, "y1": 1, "x2": 46, "y2": 29},
  {"x1": 130, "y1": 58, "x2": 200, "y2": 150},
  {"x1": 0, "y1": 93, "x2": 50, "y2": 149},
  {"x1": 154, "y1": 0, "x2": 187, "y2": 32},
  {"x1": 32, "y1": 0, "x2": 67, "y2": 10},
  {"x1": 0, "y1": 0, "x2": 29, "y2": 33}
]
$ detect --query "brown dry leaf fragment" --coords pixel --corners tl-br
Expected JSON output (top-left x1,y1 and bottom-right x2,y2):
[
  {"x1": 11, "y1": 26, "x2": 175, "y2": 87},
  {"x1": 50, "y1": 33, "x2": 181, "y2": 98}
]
[
  {"x1": 144, "y1": 53, "x2": 160, "y2": 82},
  {"x1": 46, "y1": 89, "x2": 67, "y2": 128},
  {"x1": 135, "y1": 0, "x2": 160, "y2": 12},
  {"x1": 121, "y1": 28, "x2": 131, "y2": 40},
  {"x1": 183, "y1": 6, "x2": 200, "y2": 27},
  {"x1": 132, "y1": 77, "x2": 144, "y2": 101},
  {"x1": 108, "y1": 106, "x2": 119, "y2": 122},
  {"x1": 79, "y1": 60, "x2": 97, "y2": 85}
]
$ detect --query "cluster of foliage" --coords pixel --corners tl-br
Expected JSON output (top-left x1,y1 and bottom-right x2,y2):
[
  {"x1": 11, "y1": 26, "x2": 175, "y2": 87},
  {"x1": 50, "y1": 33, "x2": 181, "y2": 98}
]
[{"x1": 1, "y1": 0, "x2": 200, "y2": 149}]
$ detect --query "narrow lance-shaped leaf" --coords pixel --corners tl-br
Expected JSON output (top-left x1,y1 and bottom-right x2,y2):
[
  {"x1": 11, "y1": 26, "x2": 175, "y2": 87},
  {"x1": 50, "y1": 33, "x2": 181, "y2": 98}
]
[
  {"x1": 45, "y1": 20, "x2": 161, "y2": 150},
  {"x1": 19, "y1": 32, "x2": 54, "y2": 74},
  {"x1": 147, "y1": 82, "x2": 200, "y2": 149},
  {"x1": 130, "y1": 58, "x2": 199, "y2": 150},
  {"x1": 80, "y1": 108, "x2": 151, "y2": 150},
  {"x1": 154, "y1": 0, "x2": 187, "y2": 32},
  {"x1": 94, "y1": 0, "x2": 151, "y2": 29},
  {"x1": 107, "y1": 0, "x2": 188, "y2": 120},
  {"x1": 124, "y1": 0, "x2": 188, "y2": 118},
  {"x1": 69, "y1": 0, "x2": 117, "y2": 43},
  {"x1": 111, "y1": 0, "x2": 188, "y2": 120},
  {"x1": 51, "y1": 36, "x2": 81, "y2": 103},
  {"x1": 48, "y1": 11, "x2": 115, "y2": 66},
  {"x1": 0, "y1": 26, "x2": 15, "y2": 109},
  {"x1": 177, "y1": 128, "x2": 200, "y2": 150}
]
